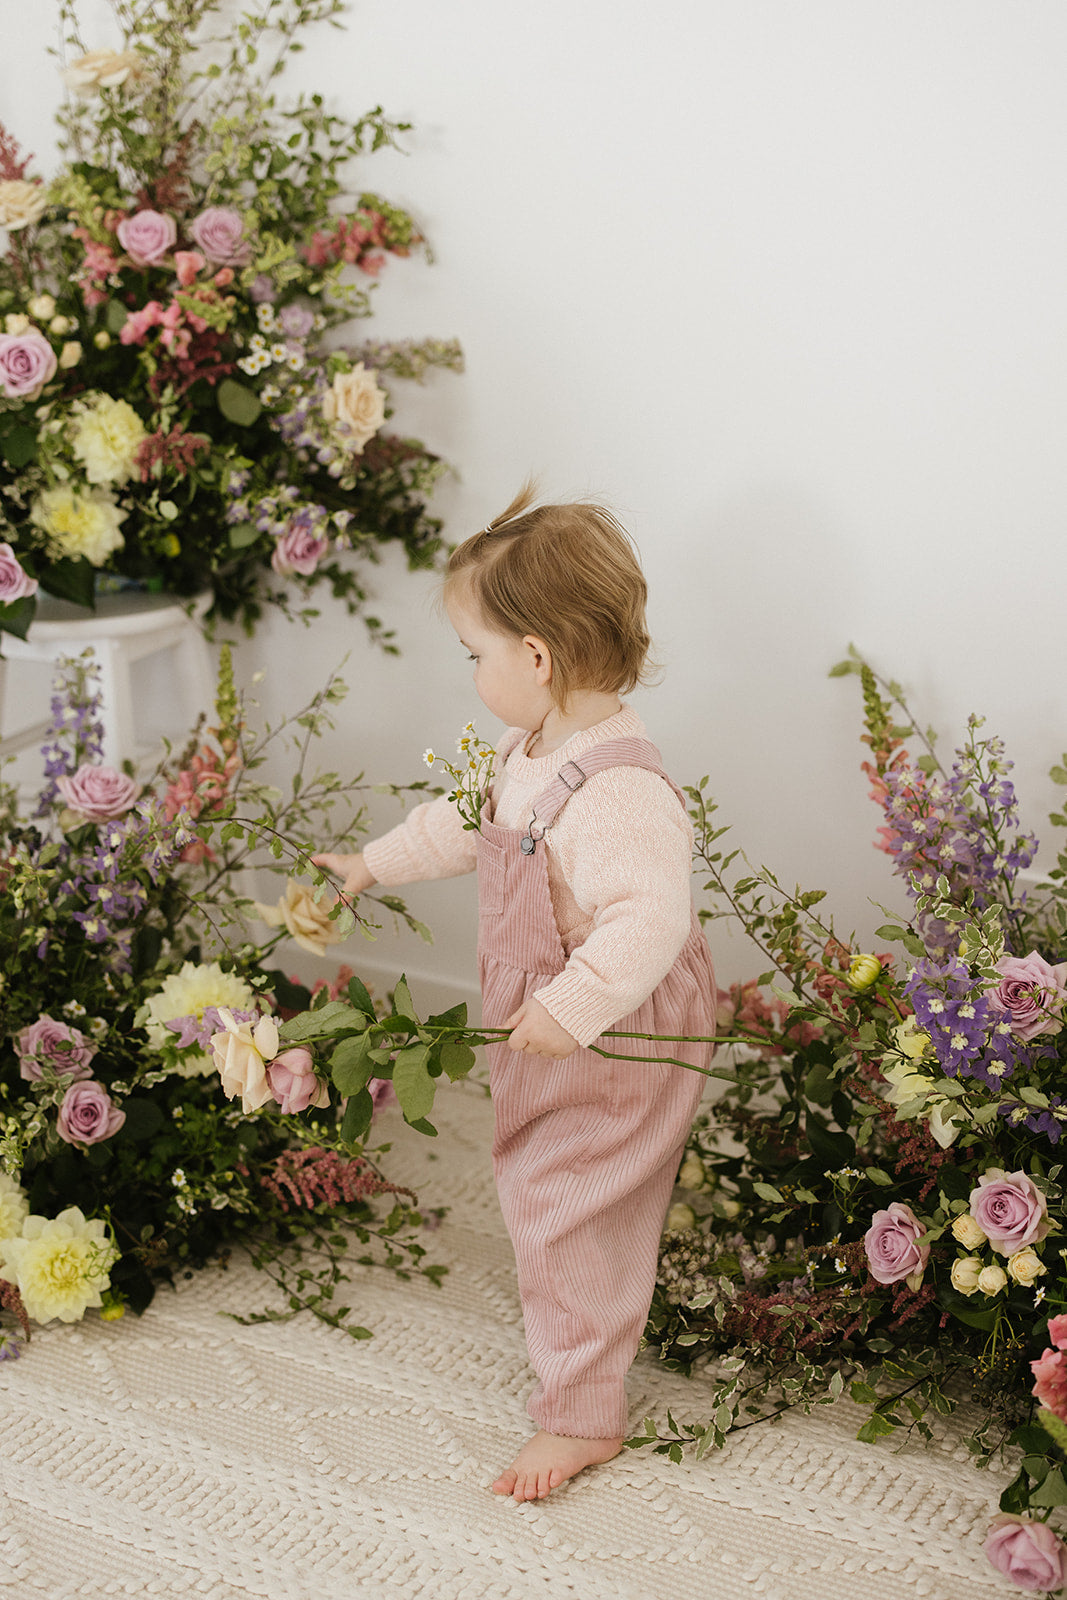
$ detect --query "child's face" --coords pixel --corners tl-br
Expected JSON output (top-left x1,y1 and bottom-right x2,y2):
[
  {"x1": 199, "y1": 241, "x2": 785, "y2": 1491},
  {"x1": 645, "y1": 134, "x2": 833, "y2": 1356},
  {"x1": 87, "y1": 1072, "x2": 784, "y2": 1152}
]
[{"x1": 445, "y1": 589, "x2": 554, "y2": 731}]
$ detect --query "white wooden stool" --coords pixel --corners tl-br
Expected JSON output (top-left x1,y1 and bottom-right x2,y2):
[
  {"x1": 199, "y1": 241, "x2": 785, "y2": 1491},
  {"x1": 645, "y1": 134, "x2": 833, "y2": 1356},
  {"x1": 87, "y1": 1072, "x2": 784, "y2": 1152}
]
[{"x1": 0, "y1": 590, "x2": 215, "y2": 772}]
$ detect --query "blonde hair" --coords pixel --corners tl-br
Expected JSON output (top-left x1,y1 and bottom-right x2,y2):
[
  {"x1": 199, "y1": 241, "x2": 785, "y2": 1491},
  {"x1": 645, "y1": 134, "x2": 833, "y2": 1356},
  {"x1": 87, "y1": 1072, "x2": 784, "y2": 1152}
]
[{"x1": 445, "y1": 484, "x2": 655, "y2": 709}]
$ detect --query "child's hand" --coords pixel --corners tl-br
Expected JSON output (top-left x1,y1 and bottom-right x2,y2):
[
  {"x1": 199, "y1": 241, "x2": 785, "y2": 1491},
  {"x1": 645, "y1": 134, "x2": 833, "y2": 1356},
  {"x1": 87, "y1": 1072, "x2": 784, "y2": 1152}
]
[
  {"x1": 310, "y1": 851, "x2": 377, "y2": 897},
  {"x1": 505, "y1": 998, "x2": 578, "y2": 1060}
]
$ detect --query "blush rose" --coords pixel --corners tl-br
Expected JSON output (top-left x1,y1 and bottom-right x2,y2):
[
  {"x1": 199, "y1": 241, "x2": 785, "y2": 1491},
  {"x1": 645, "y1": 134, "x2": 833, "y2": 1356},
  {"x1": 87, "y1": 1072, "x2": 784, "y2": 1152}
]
[
  {"x1": 56, "y1": 1080, "x2": 125, "y2": 1146},
  {"x1": 0, "y1": 543, "x2": 37, "y2": 601},
  {"x1": 190, "y1": 207, "x2": 251, "y2": 267},
  {"x1": 0, "y1": 330, "x2": 57, "y2": 400},
  {"x1": 56, "y1": 764, "x2": 139, "y2": 823},
  {"x1": 271, "y1": 526, "x2": 329, "y2": 578},
  {"x1": 266, "y1": 1048, "x2": 330, "y2": 1115},
  {"x1": 863, "y1": 1201, "x2": 929, "y2": 1288},
  {"x1": 117, "y1": 209, "x2": 177, "y2": 267},
  {"x1": 15, "y1": 1015, "x2": 96, "y2": 1082},
  {"x1": 984, "y1": 1515, "x2": 1067, "y2": 1593},
  {"x1": 969, "y1": 1169, "x2": 1049, "y2": 1256},
  {"x1": 988, "y1": 951, "x2": 1067, "y2": 1040}
]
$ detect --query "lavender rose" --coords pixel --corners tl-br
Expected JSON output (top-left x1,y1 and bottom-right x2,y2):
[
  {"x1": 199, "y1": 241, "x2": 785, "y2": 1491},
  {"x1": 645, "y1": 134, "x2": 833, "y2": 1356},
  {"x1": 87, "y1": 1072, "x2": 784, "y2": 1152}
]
[
  {"x1": 116, "y1": 209, "x2": 177, "y2": 268},
  {"x1": 0, "y1": 542, "x2": 37, "y2": 601},
  {"x1": 988, "y1": 951, "x2": 1067, "y2": 1040},
  {"x1": 266, "y1": 1048, "x2": 330, "y2": 1115},
  {"x1": 985, "y1": 1515, "x2": 1067, "y2": 1593},
  {"x1": 0, "y1": 330, "x2": 57, "y2": 400},
  {"x1": 56, "y1": 763, "x2": 139, "y2": 823},
  {"x1": 57, "y1": 1080, "x2": 125, "y2": 1146},
  {"x1": 190, "y1": 207, "x2": 251, "y2": 267},
  {"x1": 271, "y1": 525, "x2": 330, "y2": 578},
  {"x1": 15, "y1": 1015, "x2": 96, "y2": 1082},
  {"x1": 278, "y1": 303, "x2": 315, "y2": 340},
  {"x1": 970, "y1": 1169, "x2": 1049, "y2": 1256},
  {"x1": 863, "y1": 1201, "x2": 930, "y2": 1287}
]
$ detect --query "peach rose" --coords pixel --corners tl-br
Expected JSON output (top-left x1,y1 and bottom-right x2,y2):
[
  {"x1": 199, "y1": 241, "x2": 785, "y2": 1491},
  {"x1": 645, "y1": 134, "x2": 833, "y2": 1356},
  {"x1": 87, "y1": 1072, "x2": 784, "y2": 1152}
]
[
  {"x1": 0, "y1": 180, "x2": 47, "y2": 231},
  {"x1": 254, "y1": 879, "x2": 348, "y2": 957},
  {"x1": 209, "y1": 1009, "x2": 278, "y2": 1113},
  {"x1": 320, "y1": 363, "x2": 386, "y2": 453},
  {"x1": 62, "y1": 48, "x2": 145, "y2": 94}
]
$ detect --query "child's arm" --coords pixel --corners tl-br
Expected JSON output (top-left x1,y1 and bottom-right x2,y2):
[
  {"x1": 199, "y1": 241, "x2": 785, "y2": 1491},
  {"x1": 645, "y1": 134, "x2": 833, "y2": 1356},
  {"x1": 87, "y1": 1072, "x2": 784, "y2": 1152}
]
[
  {"x1": 309, "y1": 851, "x2": 377, "y2": 895},
  {"x1": 314, "y1": 792, "x2": 478, "y2": 895}
]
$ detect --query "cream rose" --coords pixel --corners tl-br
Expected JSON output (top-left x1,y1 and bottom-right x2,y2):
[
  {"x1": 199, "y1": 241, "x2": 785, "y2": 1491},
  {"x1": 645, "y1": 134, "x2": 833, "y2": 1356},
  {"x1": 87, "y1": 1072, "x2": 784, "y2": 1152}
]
[
  {"x1": 254, "y1": 878, "x2": 348, "y2": 957},
  {"x1": 1007, "y1": 1247, "x2": 1047, "y2": 1287},
  {"x1": 0, "y1": 180, "x2": 47, "y2": 231},
  {"x1": 951, "y1": 1213, "x2": 988, "y2": 1250},
  {"x1": 320, "y1": 363, "x2": 386, "y2": 454},
  {"x1": 62, "y1": 48, "x2": 145, "y2": 94},
  {"x1": 209, "y1": 1008, "x2": 278, "y2": 1113},
  {"x1": 665, "y1": 1202, "x2": 696, "y2": 1232},
  {"x1": 30, "y1": 485, "x2": 126, "y2": 566},
  {"x1": 950, "y1": 1256, "x2": 983, "y2": 1297},
  {"x1": 977, "y1": 1263, "x2": 1008, "y2": 1296}
]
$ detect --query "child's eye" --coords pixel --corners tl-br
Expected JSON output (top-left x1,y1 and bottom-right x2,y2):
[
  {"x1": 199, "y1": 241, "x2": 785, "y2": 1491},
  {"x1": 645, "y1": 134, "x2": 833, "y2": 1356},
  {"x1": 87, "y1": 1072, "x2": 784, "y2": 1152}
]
[{"x1": 467, "y1": 654, "x2": 478, "y2": 662}]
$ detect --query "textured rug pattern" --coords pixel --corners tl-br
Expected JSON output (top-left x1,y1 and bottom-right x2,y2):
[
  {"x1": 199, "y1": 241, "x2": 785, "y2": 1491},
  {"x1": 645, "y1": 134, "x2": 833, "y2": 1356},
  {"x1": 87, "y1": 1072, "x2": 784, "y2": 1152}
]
[{"x1": 0, "y1": 1083, "x2": 1017, "y2": 1599}]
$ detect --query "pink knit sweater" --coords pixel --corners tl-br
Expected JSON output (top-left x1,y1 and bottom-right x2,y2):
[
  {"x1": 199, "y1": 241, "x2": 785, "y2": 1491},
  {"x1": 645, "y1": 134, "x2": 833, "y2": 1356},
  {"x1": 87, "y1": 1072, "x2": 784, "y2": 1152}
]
[{"x1": 361, "y1": 706, "x2": 694, "y2": 1046}]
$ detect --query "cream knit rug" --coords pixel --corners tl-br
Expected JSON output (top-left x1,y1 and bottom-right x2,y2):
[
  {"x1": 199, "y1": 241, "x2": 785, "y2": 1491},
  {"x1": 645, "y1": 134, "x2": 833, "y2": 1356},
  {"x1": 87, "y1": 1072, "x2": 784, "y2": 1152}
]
[{"x1": 0, "y1": 1082, "x2": 1017, "y2": 1600}]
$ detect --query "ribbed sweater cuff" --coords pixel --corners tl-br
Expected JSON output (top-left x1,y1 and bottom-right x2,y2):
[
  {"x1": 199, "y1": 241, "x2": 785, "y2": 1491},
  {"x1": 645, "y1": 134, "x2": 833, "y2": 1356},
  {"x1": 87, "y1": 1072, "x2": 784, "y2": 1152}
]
[
  {"x1": 362, "y1": 830, "x2": 419, "y2": 888},
  {"x1": 533, "y1": 975, "x2": 619, "y2": 1051}
]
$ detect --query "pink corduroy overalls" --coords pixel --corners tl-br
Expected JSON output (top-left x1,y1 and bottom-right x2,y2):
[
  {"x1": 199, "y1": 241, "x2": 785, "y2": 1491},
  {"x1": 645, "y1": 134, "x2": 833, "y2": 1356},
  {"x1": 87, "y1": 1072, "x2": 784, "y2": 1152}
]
[{"x1": 476, "y1": 732, "x2": 716, "y2": 1439}]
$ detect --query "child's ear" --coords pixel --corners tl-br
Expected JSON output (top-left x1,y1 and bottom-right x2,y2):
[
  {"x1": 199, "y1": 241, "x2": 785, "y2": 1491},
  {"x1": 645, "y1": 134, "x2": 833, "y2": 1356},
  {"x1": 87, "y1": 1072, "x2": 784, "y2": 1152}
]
[{"x1": 522, "y1": 634, "x2": 553, "y2": 687}]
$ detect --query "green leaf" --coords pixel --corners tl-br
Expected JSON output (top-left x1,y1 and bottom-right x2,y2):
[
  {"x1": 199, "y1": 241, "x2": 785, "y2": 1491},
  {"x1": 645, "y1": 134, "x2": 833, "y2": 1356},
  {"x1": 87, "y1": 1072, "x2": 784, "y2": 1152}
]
[
  {"x1": 1036, "y1": 1409, "x2": 1067, "y2": 1453},
  {"x1": 753, "y1": 1181, "x2": 785, "y2": 1203},
  {"x1": 805, "y1": 1113, "x2": 856, "y2": 1172},
  {"x1": 331, "y1": 1032, "x2": 374, "y2": 1096},
  {"x1": 117, "y1": 1097, "x2": 166, "y2": 1142},
  {"x1": 263, "y1": 968, "x2": 312, "y2": 1013},
  {"x1": 340, "y1": 1088, "x2": 374, "y2": 1145},
  {"x1": 0, "y1": 594, "x2": 36, "y2": 641},
  {"x1": 105, "y1": 297, "x2": 128, "y2": 335},
  {"x1": 392, "y1": 1042, "x2": 434, "y2": 1123},
  {"x1": 1050, "y1": 765, "x2": 1067, "y2": 787},
  {"x1": 438, "y1": 1040, "x2": 475, "y2": 1081},
  {"x1": 427, "y1": 1002, "x2": 468, "y2": 1029},
  {"x1": 999, "y1": 1467, "x2": 1031, "y2": 1515},
  {"x1": 850, "y1": 1381, "x2": 879, "y2": 1404},
  {"x1": 391, "y1": 975, "x2": 416, "y2": 1021},
  {"x1": 1, "y1": 424, "x2": 37, "y2": 467},
  {"x1": 278, "y1": 1000, "x2": 367, "y2": 1042},
  {"x1": 406, "y1": 1116, "x2": 438, "y2": 1137},
  {"x1": 856, "y1": 1412, "x2": 898, "y2": 1444},
  {"x1": 346, "y1": 974, "x2": 376, "y2": 1018},
  {"x1": 228, "y1": 520, "x2": 259, "y2": 550},
  {"x1": 218, "y1": 378, "x2": 263, "y2": 427},
  {"x1": 40, "y1": 557, "x2": 95, "y2": 609},
  {"x1": 1029, "y1": 1469, "x2": 1067, "y2": 1509}
]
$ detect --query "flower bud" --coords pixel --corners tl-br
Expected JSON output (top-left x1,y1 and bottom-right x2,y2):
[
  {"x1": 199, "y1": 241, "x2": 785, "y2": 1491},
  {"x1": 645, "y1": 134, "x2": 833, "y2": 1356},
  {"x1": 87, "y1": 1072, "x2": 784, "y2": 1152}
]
[
  {"x1": 93, "y1": 330, "x2": 111, "y2": 350},
  {"x1": 951, "y1": 1213, "x2": 988, "y2": 1250},
  {"x1": 977, "y1": 1263, "x2": 1008, "y2": 1296},
  {"x1": 4, "y1": 312, "x2": 30, "y2": 335},
  {"x1": 58, "y1": 341, "x2": 82, "y2": 369},
  {"x1": 161, "y1": 533, "x2": 180, "y2": 558},
  {"x1": 847, "y1": 954, "x2": 883, "y2": 992},
  {"x1": 677, "y1": 1153, "x2": 706, "y2": 1191},
  {"x1": 893, "y1": 1018, "x2": 932, "y2": 1061},
  {"x1": 48, "y1": 314, "x2": 71, "y2": 336},
  {"x1": 1007, "y1": 1246, "x2": 1047, "y2": 1286},
  {"x1": 950, "y1": 1256, "x2": 983, "y2": 1297},
  {"x1": 665, "y1": 1202, "x2": 696, "y2": 1232},
  {"x1": 28, "y1": 294, "x2": 55, "y2": 320}
]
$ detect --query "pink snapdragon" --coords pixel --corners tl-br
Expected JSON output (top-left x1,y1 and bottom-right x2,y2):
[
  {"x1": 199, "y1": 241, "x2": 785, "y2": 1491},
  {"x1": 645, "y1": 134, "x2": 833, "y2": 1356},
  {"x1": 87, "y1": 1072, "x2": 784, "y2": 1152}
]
[{"x1": 174, "y1": 249, "x2": 206, "y2": 288}]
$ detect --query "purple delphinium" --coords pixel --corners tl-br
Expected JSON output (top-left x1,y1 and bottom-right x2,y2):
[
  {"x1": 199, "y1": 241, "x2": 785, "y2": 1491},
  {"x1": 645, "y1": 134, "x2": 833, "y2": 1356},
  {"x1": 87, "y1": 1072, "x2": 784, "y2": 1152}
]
[
  {"x1": 165, "y1": 1006, "x2": 260, "y2": 1052},
  {"x1": 904, "y1": 957, "x2": 992, "y2": 1079},
  {"x1": 0, "y1": 1331, "x2": 21, "y2": 1361},
  {"x1": 35, "y1": 656, "x2": 106, "y2": 818}
]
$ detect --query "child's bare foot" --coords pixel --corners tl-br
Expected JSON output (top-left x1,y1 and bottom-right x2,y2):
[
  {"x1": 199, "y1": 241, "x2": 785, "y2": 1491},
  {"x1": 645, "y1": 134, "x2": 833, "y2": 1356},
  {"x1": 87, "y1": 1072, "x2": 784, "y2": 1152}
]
[{"x1": 490, "y1": 1430, "x2": 623, "y2": 1501}]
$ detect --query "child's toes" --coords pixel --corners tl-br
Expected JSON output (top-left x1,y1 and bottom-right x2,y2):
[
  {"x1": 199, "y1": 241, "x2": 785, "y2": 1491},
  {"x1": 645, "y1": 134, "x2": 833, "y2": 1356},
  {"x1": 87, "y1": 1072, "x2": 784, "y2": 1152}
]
[{"x1": 491, "y1": 1469, "x2": 518, "y2": 1496}]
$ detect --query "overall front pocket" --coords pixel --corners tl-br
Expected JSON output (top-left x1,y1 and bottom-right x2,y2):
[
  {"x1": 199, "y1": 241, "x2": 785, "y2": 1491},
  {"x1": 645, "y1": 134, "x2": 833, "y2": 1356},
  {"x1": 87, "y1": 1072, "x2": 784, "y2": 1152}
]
[{"x1": 476, "y1": 834, "x2": 507, "y2": 917}]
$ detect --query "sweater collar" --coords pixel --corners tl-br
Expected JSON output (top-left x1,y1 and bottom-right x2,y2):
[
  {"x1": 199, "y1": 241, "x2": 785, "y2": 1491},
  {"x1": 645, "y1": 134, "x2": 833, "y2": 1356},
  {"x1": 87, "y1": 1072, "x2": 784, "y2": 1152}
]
[{"x1": 505, "y1": 705, "x2": 645, "y2": 779}]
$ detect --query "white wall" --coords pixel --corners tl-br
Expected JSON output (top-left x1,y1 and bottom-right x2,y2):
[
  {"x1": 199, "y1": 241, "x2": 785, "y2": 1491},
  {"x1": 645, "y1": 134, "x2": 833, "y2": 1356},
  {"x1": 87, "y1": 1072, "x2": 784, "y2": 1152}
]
[{"x1": 4, "y1": 1, "x2": 1067, "y2": 1005}]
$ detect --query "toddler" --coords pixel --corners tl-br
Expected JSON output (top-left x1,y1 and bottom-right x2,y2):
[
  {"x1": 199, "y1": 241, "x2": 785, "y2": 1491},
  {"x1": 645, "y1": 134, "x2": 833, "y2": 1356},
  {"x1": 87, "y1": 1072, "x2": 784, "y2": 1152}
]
[{"x1": 313, "y1": 487, "x2": 716, "y2": 1501}]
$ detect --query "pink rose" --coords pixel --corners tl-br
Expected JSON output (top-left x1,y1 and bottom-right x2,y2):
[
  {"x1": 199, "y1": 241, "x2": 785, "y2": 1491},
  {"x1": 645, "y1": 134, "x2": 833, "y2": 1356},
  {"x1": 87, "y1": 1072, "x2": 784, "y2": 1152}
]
[
  {"x1": 271, "y1": 525, "x2": 330, "y2": 578},
  {"x1": 863, "y1": 1201, "x2": 930, "y2": 1286},
  {"x1": 14, "y1": 1014, "x2": 96, "y2": 1082},
  {"x1": 970, "y1": 1169, "x2": 1049, "y2": 1256},
  {"x1": 117, "y1": 209, "x2": 177, "y2": 267},
  {"x1": 0, "y1": 330, "x2": 57, "y2": 400},
  {"x1": 985, "y1": 1515, "x2": 1067, "y2": 1593},
  {"x1": 0, "y1": 542, "x2": 37, "y2": 601},
  {"x1": 1031, "y1": 1347, "x2": 1067, "y2": 1423},
  {"x1": 370, "y1": 1077, "x2": 396, "y2": 1113},
  {"x1": 174, "y1": 249, "x2": 206, "y2": 288},
  {"x1": 189, "y1": 207, "x2": 250, "y2": 267},
  {"x1": 1049, "y1": 1314, "x2": 1067, "y2": 1351},
  {"x1": 56, "y1": 1080, "x2": 125, "y2": 1146},
  {"x1": 266, "y1": 1048, "x2": 330, "y2": 1115},
  {"x1": 279, "y1": 303, "x2": 315, "y2": 339},
  {"x1": 56, "y1": 763, "x2": 139, "y2": 823},
  {"x1": 988, "y1": 952, "x2": 1067, "y2": 1040}
]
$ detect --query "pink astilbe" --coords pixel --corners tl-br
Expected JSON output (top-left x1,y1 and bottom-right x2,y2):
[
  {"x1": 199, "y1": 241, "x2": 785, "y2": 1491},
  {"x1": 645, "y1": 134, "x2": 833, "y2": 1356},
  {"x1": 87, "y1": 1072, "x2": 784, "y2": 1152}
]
[
  {"x1": 134, "y1": 423, "x2": 210, "y2": 483},
  {"x1": 717, "y1": 980, "x2": 823, "y2": 1055},
  {"x1": 161, "y1": 743, "x2": 240, "y2": 862},
  {"x1": 258, "y1": 1147, "x2": 416, "y2": 1213},
  {"x1": 0, "y1": 123, "x2": 32, "y2": 181}
]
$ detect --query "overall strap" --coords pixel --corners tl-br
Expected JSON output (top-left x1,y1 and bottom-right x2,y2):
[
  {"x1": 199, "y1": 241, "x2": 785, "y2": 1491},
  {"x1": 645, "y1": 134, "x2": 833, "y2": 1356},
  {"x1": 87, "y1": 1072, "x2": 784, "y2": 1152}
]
[{"x1": 524, "y1": 737, "x2": 677, "y2": 849}]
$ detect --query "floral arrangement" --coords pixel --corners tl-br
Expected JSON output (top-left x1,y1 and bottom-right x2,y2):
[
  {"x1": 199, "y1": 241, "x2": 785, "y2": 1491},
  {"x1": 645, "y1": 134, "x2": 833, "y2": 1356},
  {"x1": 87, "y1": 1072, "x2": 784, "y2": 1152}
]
[
  {"x1": 0, "y1": 0, "x2": 462, "y2": 644},
  {"x1": 0, "y1": 644, "x2": 442, "y2": 1356},
  {"x1": 619, "y1": 652, "x2": 1067, "y2": 1591}
]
